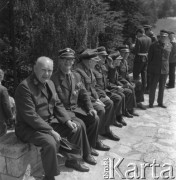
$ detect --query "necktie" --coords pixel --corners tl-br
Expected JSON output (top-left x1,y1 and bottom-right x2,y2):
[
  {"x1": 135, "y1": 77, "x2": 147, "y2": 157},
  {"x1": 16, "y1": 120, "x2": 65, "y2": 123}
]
[{"x1": 66, "y1": 74, "x2": 71, "y2": 87}]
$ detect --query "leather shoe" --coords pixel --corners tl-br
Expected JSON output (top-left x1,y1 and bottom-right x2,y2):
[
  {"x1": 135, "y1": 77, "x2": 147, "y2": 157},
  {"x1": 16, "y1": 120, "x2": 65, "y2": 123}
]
[
  {"x1": 95, "y1": 141, "x2": 110, "y2": 151},
  {"x1": 83, "y1": 154, "x2": 97, "y2": 165},
  {"x1": 91, "y1": 148, "x2": 99, "y2": 156},
  {"x1": 113, "y1": 121, "x2": 123, "y2": 128},
  {"x1": 128, "y1": 109, "x2": 139, "y2": 116},
  {"x1": 149, "y1": 104, "x2": 153, "y2": 108},
  {"x1": 65, "y1": 160, "x2": 89, "y2": 172},
  {"x1": 158, "y1": 104, "x2": 167, "y2": 108},
  {"x1": 166, "y1": 86, "x2": 174, "y2": 89},
  {"x1": 119, "y1": 117, "x2": 127, "y2": 126},
  {"x1": 124, "y1": 111, "x2": 133, "y2": 118},
  {"x1": 137, "y1": 103, "x2": 146, "y2": 110},
  {"x1": 101, "y1": 131, "x2": 120, "y2": 141},
  {"x1": 43, "y1": 175, "x2": 56, "y2": 180}
]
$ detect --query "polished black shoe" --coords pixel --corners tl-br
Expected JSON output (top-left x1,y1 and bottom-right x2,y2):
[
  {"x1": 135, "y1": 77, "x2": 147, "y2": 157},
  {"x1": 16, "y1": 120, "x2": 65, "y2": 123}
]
[
  {"x1": 113, "y1": 121, "x2": 123, "y2": 128},
  {"x1": 137, "y1": 103, "x2": 146, "y2": 110},
  {"x1": 158, "y1": 104, "x2": 167, "y2": 108},
  {"x1": 91, "y1": 148, "x2": 99, "y2": 156},
  {"x1": 124, "y1": 111, "x2": 133, "y2": 118},
  {"x1": 95, "y1": 141, "x2": 110, "y2": 151},
  {"x1": 119, "y1": 117, "x2": 127, "y2": 126},
  {"x1": 83, "y1": 154, "x2": 97, "y2": 165},
  {"x1": 101, "y1": 131, "x2": 120, "y2": 141},
  {"x1": 166, "y1": 86, "x2": 175, "y2": 89},
  {"x1": 149, "y1": 104, "x2": 153, "y2": 108},
  {"x1": 65, "y1": 160, "x2": 89, "y2": 172},
  {"x1": 128, "y1": 109, "x2": 139, "y2": 116},
  {"x1": 43, "y1": 175, "x2": 56, "y2": 180}
]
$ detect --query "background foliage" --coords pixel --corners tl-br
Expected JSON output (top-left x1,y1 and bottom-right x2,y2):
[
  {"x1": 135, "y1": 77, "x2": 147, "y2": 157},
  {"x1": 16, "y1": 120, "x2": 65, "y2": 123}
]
[{"x1": 0, "y1": 0, "x2": 175, "y2": 95}]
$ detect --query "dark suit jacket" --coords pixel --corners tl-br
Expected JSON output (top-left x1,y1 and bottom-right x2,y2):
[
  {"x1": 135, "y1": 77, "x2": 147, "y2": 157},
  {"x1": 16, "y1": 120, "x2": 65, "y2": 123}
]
[
  {"x1": 169, "y1": 41, "x2": 176, "y2": 63},
  {"x1": 15, "y1": 73, "x2": 71, "y2": 142},
  {"x1": 0, "y1": 84, "x2": 13, "y2": 124},
  {"x1": 148, "y1": 41, "x2": 172, "y2": 74},
  {"x1": 51, "y1": 69, "x2": 93, "y2": 117}
]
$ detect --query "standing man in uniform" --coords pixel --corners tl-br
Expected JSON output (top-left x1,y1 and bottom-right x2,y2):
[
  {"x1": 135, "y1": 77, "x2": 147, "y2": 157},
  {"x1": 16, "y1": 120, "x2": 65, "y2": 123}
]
[
  {"x1": 133, "y1": 27, "x2": 151, "y2": 109},
  {"x1": 143, "y1": 25, "x2": 157, "y2": 94},
  {"x1": 15, "y1": 57, "x2": 91, "y2": 180},
  {"x1": 76, "y1": 49, "x2": 119, "y2": 142},
  {"x1": 51, "y1": 48, "x2": 105, "y2": 160},
  {"x1": 166, "y1": 31, "x2": 176, "y2": 89},
  {"x1": 148, "y1": 30, "x2": 172, "y2": 108}
]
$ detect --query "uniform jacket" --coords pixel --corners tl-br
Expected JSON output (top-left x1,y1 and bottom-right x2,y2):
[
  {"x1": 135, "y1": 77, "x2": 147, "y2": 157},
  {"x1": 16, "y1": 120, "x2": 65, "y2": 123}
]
[
  {"x1": 169, "y1": 41, "x2": 176, "y2": 63},
  {"x1": 15, "y1": 73, "x2": 71, "y2": 142},
  {"x1": 0, "y1": 84, "x2": 13, "y2": 124},
  {"x1": 148, "y1": 41, "x2": 172, "y2": 74},
  {"x1": 134, "y1": 34, "x2": 151, "y2": 62},
  {"x1": 75, "y1": 62, "x2": 99, "y2": 102},
  {"x1": 93, "y1": 64, "x2": 122, "y2": 98},
  {"x1": 51, "y1": 69, "x2": 93, "y2": 116},
  {"x1": 106, "y1": 64, "x2": 129, "y2": 88}
]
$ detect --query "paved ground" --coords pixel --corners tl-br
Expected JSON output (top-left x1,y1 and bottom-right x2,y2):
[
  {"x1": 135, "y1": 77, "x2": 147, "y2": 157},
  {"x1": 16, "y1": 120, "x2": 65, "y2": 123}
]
[{"x1": 34, "y1": 87, "x2": 176, "y2": 180}]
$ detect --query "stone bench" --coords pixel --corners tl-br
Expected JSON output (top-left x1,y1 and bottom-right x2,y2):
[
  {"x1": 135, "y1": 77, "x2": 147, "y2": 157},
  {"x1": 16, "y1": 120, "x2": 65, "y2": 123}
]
[{"x1": 0, "y1": 131, "x2": 65, "y2": 180}]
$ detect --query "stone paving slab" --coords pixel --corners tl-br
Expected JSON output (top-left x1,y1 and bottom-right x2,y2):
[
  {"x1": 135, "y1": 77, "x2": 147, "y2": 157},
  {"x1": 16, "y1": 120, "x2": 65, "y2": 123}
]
[{"x1": 31, "y1": 87, "x2": 176, "y2": 180}]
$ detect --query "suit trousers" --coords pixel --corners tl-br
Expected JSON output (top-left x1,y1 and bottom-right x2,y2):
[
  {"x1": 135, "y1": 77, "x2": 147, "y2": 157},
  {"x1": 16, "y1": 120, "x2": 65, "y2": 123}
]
[
  {"x1": 95, "y1": 98, "x2": 114, "y2": 134},
  {"x1": 149, "y1": 73, "x2": 168, "y2": 105},
  {"x1": 27, "y1": 119, "x2": 83, "y2": 177},
  {"x1": 168, "y1": 63, "x2": 176, "y2": 87},
  {"x1": 133, "y1": 61, "x2": 148, "y2": 91}
]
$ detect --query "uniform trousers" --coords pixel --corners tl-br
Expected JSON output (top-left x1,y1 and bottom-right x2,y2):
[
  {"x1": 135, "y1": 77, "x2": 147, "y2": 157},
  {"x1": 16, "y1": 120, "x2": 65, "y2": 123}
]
[
  {"x1": 133, "y1": 60, "x2": 148, "y2": 91},
  {"x1": 107, "y1": 92, "x2": 123, "y2": 118},
  {"x1": 149, "y1": 73, "x2": 168, "y2": 105},
  {"x1": 168, "y1": 62, "x2": 176, "y2": 87},
  {"x1": 94, "y1": 98, "x2": 114, "y2": 134},
  {"x1": 75, "y1": 112, "x2": 99, "y2": 149}
]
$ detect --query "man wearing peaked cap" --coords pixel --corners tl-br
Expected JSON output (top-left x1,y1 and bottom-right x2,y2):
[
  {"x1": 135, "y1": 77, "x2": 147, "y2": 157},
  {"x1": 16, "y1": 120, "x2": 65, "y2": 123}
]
[
  {"x1": 52, "y1": 48, "x2": 99, "y2": 170},
  {"x1": 96, "y1": 46, "x2": 108, "y2": 56},
  {"x1": 107, "y1": 50, "x2": 138, "y2": 118},
  {"x1": 166, "y1": 31, "x2": 176, "y2": 88},
  {"x1": 143, "y1": 25, "x2": 157, "y2": 95},
  {"x1": 76, "y1": 48, "x2": 118, "y2": 145},
  {"x1": 133, "y1": 26, "x2": 151, "y2": 110},
  {"x1": 58, "y1": 48, "x2": 75, "y2": 59},
  {"x1": 148, "y1": 30, "x2": 172, "y2": 108},
  {"x1": 94, "y1": 47, "x2": 127, "y2": 130},
  {"x1": 79, "y1": 49, "x2": 100, "y2": 61}
]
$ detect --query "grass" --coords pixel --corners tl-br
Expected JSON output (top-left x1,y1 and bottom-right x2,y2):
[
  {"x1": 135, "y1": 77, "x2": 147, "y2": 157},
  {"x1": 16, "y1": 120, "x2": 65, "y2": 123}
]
[{"x1": 153, "y1": 17, "x2": 176, "y2": 35}]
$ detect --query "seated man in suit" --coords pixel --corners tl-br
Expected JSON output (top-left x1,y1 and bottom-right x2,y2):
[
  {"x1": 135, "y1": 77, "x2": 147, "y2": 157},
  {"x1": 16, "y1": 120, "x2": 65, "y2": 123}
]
[
  {"x1": 0, "y1": 68, "x2": 14, "y2": 136},
  {"x1": 15, "y1": 57, "x2": 90, "y2": 180},
  {"x1": 51, "y1": 48, "x2": 101, "y2": 159}
]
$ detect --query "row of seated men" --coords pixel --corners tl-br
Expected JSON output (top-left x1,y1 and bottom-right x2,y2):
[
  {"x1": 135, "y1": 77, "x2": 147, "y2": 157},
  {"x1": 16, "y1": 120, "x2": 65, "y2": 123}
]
[{"x1": 0, "y1": 45, "x2": 145, "y2": 180}]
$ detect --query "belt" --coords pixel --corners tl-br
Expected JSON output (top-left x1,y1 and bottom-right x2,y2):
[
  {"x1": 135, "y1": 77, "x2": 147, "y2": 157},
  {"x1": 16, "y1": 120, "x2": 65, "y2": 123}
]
[{"x1": 137, "y1": 53, "x2": 148, "y2": 56}]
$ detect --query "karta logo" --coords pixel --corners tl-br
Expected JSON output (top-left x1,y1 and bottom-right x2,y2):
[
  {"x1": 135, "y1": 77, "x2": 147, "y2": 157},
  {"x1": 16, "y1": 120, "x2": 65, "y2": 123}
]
[{"x1": 103, "y1": 157, "x2": 175, "y2": 179}]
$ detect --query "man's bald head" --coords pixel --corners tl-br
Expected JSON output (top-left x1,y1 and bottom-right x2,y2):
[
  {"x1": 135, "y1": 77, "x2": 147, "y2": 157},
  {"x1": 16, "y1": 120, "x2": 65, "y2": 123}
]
[{"x1": 34, "y1": 56, "x2": 53, "y2": 84}]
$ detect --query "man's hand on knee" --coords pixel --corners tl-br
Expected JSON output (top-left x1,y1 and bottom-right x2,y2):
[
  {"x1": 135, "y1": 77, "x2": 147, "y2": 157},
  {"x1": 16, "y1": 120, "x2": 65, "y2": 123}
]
[
  {"x1": 66, "y1": 120, "x2": 78, "y2": 133},
  {"x1": 50, "y1": 130, "x2": 61, "y2": 143}
]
